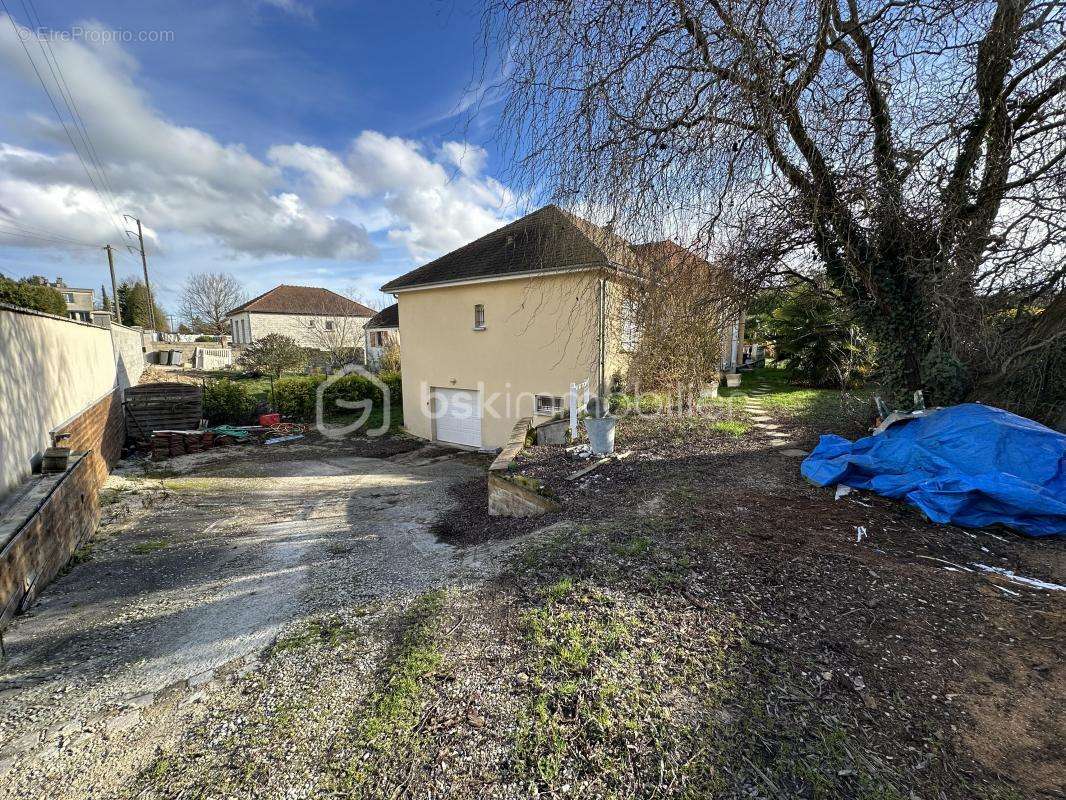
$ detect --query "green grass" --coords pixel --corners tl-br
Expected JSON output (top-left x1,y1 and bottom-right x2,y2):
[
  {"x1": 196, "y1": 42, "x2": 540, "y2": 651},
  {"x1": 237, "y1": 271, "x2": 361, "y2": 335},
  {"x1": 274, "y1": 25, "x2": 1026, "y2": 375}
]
[
  {"x1": 334, "y1": 589, "x2": 446, "y2": 795},
  {"x1": 129, "y1": 538, "x2": 168, "y2": 555},
  {"x1": 720, "y1": 366, "x2": 870, "y2": 431},
  {"x1": 270, "y1": 616, "x2": 360, "y2": 656},
  {"x1": 710, "y1": 420, "x2": 748, "y2": 436}
]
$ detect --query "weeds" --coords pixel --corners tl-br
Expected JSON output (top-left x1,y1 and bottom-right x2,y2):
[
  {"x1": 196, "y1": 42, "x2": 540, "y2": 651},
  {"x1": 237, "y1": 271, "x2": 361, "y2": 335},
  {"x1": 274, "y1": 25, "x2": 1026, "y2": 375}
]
[
  {"x1": 333, "y1": 589, "x2": 446, "y2": 796},
  {"x1": 269, "y1": 616, "x2": 360, "y2": 656}
]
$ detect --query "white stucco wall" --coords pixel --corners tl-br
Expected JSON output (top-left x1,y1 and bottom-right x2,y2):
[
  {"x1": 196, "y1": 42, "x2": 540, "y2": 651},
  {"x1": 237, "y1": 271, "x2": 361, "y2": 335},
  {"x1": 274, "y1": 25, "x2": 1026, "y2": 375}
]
[
  {"x1": 0, "y1": 305, "x2": 121, "y2": 497},
  {"x1": 227, "y1": 312, "x2": 371, "y2": 349},
  {"x1": 109, "y1": 322, "x2": 146, "y2": 389}
]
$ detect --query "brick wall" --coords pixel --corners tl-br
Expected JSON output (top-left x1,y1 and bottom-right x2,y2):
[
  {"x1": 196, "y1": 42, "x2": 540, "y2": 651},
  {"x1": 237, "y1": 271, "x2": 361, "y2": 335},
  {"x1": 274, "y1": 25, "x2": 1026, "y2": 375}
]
[
  {"x1": 0, "y1": 454, "x2": 98, "y2": 629},
  {"x1": 53, "y1": 388, "x2": 124, "y2": 489},
  {"x1": 0, "y1": 390, "x2": 125, "y2": 630}
]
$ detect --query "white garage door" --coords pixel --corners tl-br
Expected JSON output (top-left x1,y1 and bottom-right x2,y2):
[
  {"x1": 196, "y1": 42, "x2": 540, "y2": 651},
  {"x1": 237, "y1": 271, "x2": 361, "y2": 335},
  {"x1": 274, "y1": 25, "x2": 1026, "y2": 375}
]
[{"x1": 434, "y1": 388, "x2": 481, "y2": 448}]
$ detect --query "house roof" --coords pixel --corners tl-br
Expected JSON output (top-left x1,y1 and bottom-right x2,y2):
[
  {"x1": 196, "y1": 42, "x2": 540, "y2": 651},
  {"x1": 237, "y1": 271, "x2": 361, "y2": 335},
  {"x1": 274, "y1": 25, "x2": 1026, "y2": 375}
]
[
  {"x1": 226, "y1": 285, "x2": 376, "y2": 317},
  {"x1": 380, "y1": 205, "x2": 642, "y2": 293},
  {"x1": 365, "y1": 302, "x2": 399, "y2": 329}
]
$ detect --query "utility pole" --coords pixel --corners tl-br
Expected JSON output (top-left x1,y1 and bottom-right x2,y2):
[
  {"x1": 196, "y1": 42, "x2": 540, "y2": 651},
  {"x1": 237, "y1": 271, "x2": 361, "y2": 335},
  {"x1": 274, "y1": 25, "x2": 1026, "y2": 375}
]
[
  {"x1": 103, "y1": 244, "x2": 121, "y2": 323},
  {"x1": 124, "y1": 214, "x2": 157, "y2": 331}
]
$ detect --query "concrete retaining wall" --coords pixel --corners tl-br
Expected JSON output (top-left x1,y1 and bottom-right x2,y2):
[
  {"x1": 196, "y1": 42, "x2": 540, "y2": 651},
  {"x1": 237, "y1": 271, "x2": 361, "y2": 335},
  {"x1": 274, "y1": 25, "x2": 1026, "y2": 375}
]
[
  {"x1": 486, "y1": 417, "x2": 560, "y2": 517},
  {"x1": 488, "y1": 472, "x2": 560, "y2": 517}
]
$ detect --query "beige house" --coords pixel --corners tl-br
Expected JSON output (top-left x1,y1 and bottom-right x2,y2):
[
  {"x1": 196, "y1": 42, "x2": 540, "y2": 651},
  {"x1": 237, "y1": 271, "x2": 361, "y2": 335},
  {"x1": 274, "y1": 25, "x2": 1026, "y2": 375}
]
[
  {"x1": 363, "y1": 303, "x2": 399, "y2": 370},
  {"x1": 225, "y1": 285, "x2": 376, "y2": 351},
  {"x1": 381, "y1": 205, "x2": 641, "y2": 450},
  {"x1": 51, "y1": 279, "x2": 94, "y2": 322}
]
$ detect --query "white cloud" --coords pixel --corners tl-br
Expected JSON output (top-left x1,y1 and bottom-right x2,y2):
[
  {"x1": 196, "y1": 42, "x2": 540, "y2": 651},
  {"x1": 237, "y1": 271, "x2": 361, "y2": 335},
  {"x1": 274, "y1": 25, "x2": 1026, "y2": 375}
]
[
  {"x1": 0, "y1": 15, "x2": 373, "y2": 260},
  {"x1": 268, "y1": 143, "x2": 357, "y2": 206},
  {"x1": 0, "y1": 15, "x2": 517, "y2": 274},
  {"x1": 346, "y1": 131, "x2": 517, "y2": 259}
]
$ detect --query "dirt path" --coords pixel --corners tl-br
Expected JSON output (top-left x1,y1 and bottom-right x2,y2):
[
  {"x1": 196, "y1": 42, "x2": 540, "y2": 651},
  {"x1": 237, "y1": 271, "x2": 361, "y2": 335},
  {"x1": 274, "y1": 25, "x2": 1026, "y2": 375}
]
[{"x1": 0, "y1": 440, "x2": 516, "y2": 796}]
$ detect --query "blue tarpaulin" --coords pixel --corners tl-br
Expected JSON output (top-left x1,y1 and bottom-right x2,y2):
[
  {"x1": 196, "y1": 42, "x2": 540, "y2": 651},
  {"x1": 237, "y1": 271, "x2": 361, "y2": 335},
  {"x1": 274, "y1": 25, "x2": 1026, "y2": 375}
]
[{"x1": 801, "y1": 404, "x2": 1066, "y2": 537}]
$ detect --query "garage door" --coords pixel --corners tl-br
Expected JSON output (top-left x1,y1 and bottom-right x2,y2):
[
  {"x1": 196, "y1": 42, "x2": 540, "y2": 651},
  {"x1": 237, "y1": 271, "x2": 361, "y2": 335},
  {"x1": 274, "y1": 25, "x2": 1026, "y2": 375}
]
[{"x1": 434, "y1": 388, "x2": 481, "y2": 448}]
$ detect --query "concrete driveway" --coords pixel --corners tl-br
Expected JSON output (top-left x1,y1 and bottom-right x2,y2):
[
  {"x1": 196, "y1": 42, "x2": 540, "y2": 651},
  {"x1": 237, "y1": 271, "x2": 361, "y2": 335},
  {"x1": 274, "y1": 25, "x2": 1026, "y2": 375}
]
[{"x1": 0, "y1": 438, "x2": 498, "y2": 791}]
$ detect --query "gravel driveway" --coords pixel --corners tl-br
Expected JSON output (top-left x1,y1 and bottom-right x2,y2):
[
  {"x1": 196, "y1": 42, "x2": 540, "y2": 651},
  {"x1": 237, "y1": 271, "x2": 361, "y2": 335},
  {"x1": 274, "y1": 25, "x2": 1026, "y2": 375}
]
[{"x1": 0, "y1": 438, "x2": 506, "y2": 796}]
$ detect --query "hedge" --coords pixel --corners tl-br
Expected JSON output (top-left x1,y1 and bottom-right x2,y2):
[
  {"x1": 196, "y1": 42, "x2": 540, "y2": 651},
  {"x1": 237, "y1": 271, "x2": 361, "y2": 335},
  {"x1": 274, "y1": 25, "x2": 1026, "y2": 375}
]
[
  {"x1": 273, "y1": 371, "x2": 402, "y2": 422},
  {"x1": 204, "y1": 379, "x2": 257, "y2": 424}
]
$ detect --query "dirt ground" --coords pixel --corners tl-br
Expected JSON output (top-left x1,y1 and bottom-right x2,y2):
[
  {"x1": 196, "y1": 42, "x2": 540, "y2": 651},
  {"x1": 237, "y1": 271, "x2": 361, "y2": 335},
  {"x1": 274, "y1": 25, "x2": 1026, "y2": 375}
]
[
  {"x1": 0, "y1": 387, "x2": 1063, "y2": 800},
  {"x1": 0, "y1": 434, "x2": 509, "y2": 797}
]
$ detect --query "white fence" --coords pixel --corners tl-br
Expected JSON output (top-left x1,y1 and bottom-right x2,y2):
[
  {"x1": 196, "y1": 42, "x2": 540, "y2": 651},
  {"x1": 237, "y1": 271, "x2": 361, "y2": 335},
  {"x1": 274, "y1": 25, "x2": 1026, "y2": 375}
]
[
  {"x1": 195, "y1": 346, "x2": 233, "y2": 370},
  {"x1": 569, "y1": 379, "x2": 591, "y2": 441}
]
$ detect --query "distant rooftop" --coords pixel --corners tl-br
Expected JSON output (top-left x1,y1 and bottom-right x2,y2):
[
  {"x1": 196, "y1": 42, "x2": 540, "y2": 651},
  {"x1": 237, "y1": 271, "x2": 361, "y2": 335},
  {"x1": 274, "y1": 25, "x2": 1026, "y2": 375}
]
[{"x1": 227, "y1": 285, "x2": 377, "y2": 317}]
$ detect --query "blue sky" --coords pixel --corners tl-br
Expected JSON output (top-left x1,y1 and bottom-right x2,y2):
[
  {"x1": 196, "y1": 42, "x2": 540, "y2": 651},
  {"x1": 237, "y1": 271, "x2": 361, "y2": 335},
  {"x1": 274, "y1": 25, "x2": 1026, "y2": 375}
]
[{"x1": 0, "y1": 0, "x2": 519, "y2": 321}]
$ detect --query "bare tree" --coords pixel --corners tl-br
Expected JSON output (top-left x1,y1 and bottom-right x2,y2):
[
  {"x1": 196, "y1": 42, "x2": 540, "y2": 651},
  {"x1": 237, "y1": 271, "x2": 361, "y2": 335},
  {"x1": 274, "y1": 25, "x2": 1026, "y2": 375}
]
[
  {"x1": 484, "y1": 0, "x2": 1065, "y2": 421},
  {"x1": 625, "y1": 242, "x2": 731, "y2": 407},
  {"x1": 180, "y1": 272, "x2": 247, "y2": 336},
  {"x1": 304, "y1": 288, "x2": 376, "y2": 367}
]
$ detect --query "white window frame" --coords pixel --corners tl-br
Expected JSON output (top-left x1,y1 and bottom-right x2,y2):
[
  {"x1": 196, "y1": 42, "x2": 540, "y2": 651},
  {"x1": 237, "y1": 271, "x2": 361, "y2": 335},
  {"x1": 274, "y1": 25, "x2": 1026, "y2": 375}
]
[
  {"x1": 473, "y1": 304, "x2": 486, "y2": 330},
  {"x1": 535, "y1": 394, "x2": 564, "y2": 415}
]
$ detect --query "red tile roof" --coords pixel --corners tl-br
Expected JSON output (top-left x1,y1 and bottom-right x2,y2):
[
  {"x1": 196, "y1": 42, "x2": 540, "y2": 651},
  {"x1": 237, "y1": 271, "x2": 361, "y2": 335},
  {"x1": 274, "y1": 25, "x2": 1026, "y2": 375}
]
[{"x1": 226, "y1": 285, "x2": 376, "y2": 317}]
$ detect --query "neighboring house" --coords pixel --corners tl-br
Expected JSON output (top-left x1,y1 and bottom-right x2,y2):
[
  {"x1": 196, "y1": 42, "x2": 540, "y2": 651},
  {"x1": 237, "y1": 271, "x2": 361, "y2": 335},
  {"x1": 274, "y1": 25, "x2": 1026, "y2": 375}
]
[
  {"x1": 380, "y1": 204, "x2": 643, "y2": 450},
  {"x1": 51, "y1": 279, "x2": 94, "y2": 322},
  {"x1": 364, "y1": 303, "x2": 399, "y2": 369},
  {"x1": 225, "y1": 285, "x2": 376, "y2": 350}
]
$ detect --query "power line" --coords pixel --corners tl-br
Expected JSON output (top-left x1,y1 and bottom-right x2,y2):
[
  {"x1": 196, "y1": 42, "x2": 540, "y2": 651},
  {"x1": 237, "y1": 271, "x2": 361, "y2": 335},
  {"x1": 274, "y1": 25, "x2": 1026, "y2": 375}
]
[
  {"x1": 0, "y1": 226, "x2": 99, "y2": 248},
  {"x1": 0, "y1": 1, "x2": 127, "y2": 245},
  {"x1": 0, "y1": 214, "x2": 102, "y2": 246},
  {"x1": 19, "y1": 0, "x2": 125, "y2": 229}
]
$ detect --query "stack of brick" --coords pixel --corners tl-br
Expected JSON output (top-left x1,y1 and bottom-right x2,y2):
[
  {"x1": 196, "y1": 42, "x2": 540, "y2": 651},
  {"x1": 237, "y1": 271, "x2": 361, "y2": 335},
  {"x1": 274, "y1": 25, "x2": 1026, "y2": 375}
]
[{"x1": 151, "y1": 430, "x2": 240, "y2": 461}]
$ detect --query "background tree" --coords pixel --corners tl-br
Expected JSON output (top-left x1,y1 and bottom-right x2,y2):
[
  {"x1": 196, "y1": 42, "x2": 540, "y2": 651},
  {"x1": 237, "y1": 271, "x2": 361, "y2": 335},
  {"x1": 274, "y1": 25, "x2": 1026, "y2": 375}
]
[
  {"x1": 486, "y1": 0, "x2": 1065, "y2": 423},
  {"x1": 180, "y1": 272, "x2": 246, "y2": 336},
  {"x1": 118, "y1": 278, "x2": 169, "y2": 331},
  {"x1": 762, "y1": 285, "x2": 874, "y2": 388},
  {"x1": 625, "y1": 242, "x2": 729, "y2": 407},
  {"x1": 99, "y1": 284, "x2": 111, "y2": 313},
  {"x1": 237, "y1": 333, "x2": 306, "y2": 378},
  {"x1": 0, "y1": 276, "x2": 66, "y2": 315},
  {"x1": 304, "y1": 288, "x2": 380, "y2": 367}
]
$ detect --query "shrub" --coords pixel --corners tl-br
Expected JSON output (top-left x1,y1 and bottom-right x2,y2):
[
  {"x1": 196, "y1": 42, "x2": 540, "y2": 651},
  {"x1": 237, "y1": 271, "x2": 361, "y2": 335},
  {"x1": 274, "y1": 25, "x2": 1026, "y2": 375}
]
[
  {"x1": 203, "y1": 379, "x2": 256, "y2": 424},
  {"x1": 764, "y1": 286, "x2": 874, "y2": 389},
  {"x1": 379, "y1": 340, "x2": 402, "y2": 373},
  {"x1": 272, "y1": 371, "x2": 400, "y2": 423},
  {"x1": 0, "y1": 276, "x2": 67, "y2": 316},
  {"x1": 238, "y1": 334, "x2": 306, "y2": 378},
  {"x1": 611, "y1": 392, "x2": 667, "y2": 414},
  {"x1": 379, "y1": 371, "x2": 402, "y2": 407},
  {"x1": 273, "y1": 375, "x2": 325, "y2": 420}
]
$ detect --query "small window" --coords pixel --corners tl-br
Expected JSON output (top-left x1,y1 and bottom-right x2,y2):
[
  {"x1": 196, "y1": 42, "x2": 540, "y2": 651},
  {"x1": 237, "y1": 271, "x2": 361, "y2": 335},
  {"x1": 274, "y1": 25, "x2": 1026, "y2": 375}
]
[
  {"x1": 536, "y1": 395, "x2": 564, "y2": 415},
  {"x1": 325, "y1": 321, "x2": 334, "y2": 331},
  {"x1": 308, "y1": 319, "x2": 316, "y2": 328},
  {"x1": 64, "y1": 292, "x2": 74, "y2": 303},
  {"x1": 473, "y1": 304, "x2": 485, "y2": 330}
]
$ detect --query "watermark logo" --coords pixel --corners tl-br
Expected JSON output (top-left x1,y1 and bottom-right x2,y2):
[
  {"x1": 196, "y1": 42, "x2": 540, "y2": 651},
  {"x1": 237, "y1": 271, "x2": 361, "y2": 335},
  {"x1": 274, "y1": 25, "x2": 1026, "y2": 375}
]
[
  {"x1": 17, "y1": 26, "x2": 175, "y2": 44},
  {"x1": 316, "y1": 364, "x2": 390, "y2": 439}
]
